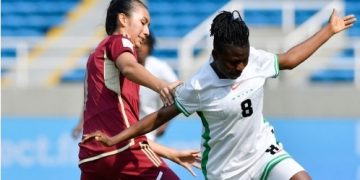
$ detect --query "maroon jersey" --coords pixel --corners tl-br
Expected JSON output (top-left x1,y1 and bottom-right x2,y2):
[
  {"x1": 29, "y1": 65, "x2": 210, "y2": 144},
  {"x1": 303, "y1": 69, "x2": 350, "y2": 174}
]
[{"x1": 79, "y1": 35, "x2": 147, "y2": 164}]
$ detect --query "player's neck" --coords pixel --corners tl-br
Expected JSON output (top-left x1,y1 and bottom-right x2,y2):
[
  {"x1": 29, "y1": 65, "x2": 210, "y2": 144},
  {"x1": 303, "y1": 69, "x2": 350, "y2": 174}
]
[{"x1": 210, "y1": 62, "x2": 228, "y2": 79}]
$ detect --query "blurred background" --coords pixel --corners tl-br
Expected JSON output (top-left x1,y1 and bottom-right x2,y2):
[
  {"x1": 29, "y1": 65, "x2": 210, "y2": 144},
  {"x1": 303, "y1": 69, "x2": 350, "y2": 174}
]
[{"x1": 1, "y1": 0, "x2": 360, "y2": 179}]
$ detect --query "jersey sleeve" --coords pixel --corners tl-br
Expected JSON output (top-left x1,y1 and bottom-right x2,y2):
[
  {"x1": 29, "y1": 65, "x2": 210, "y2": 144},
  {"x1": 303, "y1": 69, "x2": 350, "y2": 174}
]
[
  {"x1": 174, "y1": 81, "x2": 201, "y2": 117},
  {"x1": 251, "y1": 47, "x2": 280, "y2": 78},
  {"x1": 106, "y1": 36, "x2": 135, "y2": 62}
]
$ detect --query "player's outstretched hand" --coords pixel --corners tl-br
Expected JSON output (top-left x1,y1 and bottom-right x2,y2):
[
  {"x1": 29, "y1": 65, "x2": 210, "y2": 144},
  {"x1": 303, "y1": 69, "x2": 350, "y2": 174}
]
[
  {"x1": 160, "y1": 80, "x2": 183, "y2": 106},
  {"x1": 169, "y1": 150, "x2": 201, "y2": 177},
  {"x1": 329, "y1": 9, "x2": 356, "y2": 34},
  {"x1": 81, "y1": 131, "x2": 114, "y2": 146}
]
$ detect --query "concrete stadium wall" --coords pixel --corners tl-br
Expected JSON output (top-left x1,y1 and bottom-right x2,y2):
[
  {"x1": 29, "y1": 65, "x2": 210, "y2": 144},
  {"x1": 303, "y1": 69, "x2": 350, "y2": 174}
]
[{"x1": 2, "y1": 84, "x2": 360, "y2": 117}]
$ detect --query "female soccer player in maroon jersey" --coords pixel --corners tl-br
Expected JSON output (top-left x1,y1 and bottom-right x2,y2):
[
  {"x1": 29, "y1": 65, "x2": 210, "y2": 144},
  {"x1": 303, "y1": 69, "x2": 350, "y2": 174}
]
[{"x1": 78, "y1": 0, "x2": 199, "y2": 179}]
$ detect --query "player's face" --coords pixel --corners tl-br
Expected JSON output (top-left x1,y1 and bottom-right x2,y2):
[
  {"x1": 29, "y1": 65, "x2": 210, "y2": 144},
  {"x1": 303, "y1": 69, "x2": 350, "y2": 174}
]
[
  {"x1": 127, "y1": 5, "x2": 150, "y2": 48},
  {"x1": 213, "y1": 45, "x2": 249, "y2": 79}
]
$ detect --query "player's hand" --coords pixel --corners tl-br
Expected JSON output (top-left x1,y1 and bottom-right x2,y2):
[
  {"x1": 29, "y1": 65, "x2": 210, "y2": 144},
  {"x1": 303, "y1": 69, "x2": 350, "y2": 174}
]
[
  {"x1": 81, "y1": 131, "x2": 114, "y2": 146},
  {"x1": 169, "y1": 150, "x2": 201, "y2": 177},
  {"x1": 329, "y1": 9, "x2": 356, "y2": 34},
  {"x1": 159, "y1": 80, "x2": 183, "y2": 106}
]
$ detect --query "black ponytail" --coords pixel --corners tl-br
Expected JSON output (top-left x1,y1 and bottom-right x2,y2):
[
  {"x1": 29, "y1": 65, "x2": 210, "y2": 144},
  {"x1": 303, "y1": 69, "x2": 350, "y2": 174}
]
[
  {"x1": 105, "y1": 0, "x2": 148, "y2": 35},
  {"x1": 210, "y1": 10, "x2": 249, "y2": 51}
]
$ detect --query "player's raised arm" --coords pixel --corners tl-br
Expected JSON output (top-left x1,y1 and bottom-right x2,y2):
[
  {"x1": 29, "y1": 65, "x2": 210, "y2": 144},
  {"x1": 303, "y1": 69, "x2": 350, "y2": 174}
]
[
  {"x1": 278, "y1": 9, "x2": 356, "y2": 70},
  {"x1": 82, "y1": 105, "x2": 180, "y2": 146}
]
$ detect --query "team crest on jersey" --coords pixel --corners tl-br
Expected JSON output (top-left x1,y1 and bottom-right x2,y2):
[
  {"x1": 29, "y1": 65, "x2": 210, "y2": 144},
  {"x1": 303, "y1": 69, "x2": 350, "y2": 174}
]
[{"x1": 122, "y1": 38, "x2": 134, "y2": 52}]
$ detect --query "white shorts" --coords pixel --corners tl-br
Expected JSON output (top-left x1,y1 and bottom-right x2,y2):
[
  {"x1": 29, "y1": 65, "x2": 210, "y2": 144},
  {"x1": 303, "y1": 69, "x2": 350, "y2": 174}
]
[{"x1": 249, "y1": 144, "x2": 306, "y2": 180}]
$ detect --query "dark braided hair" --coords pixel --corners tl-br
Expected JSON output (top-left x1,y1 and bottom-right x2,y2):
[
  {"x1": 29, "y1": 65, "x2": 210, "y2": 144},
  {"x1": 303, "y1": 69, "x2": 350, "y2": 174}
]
[
  {"x1": 210, "y1": 10, "x2": 249, "y2": 52},
  {"x1": 105, "y1": 0, "x2": 148, "y2": 35}
]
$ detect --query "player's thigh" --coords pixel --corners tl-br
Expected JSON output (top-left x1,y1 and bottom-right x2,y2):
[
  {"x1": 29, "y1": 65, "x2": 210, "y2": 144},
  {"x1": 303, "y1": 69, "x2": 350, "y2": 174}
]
[
  {"x1": 252, "y1": 143, "x2": 310, "y2": 180},
  {"x1": 80, "y1": 141, "x2": 179, "y2": 180},
  {"x1": 267, "y1": 158, "x2": 310, "y2": 180},
  {"x1": 289, "y1": 170, "x2": 311, "y2": 180},
  {"x1": 80, "y1": 171, "x2": 107, "y2": 180}
]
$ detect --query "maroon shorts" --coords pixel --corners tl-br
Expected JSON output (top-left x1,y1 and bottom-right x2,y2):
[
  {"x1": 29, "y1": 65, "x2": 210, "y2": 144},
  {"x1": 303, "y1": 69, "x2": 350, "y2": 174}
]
[{"x1": 79, "y1": 141, "x2": 179, "y2": 180}]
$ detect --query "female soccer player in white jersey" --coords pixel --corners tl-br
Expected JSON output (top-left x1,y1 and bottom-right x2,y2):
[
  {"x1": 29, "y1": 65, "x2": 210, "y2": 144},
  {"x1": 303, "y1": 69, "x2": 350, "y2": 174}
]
[{"x1": 82, "y1": 9, "x2": 356, "y2": 180}]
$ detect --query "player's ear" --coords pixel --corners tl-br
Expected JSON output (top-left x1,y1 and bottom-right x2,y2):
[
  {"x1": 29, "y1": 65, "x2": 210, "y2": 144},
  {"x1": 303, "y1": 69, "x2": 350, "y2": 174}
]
[{"x1": 118, "y1": 13, "x2": 128, "y2": 27}]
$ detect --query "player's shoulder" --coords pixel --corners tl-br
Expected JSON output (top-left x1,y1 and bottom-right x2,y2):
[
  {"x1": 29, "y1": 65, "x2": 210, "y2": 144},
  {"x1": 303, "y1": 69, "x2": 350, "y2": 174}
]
[
  {"x1": 185, "y1": 61, "x2": 215, "y2": 90},
  {"x1": 250, "y1": 46, "x2": 275, "y2": 58},
  {"x1": 249, "y1": 46, "x2": 275, "y2": 66},
  {"x1": 250, "y1": 46, "x2": 266, "y2": 57},
  {"x1": 108, "y1": 35, "x2": 134, "y2": 51}
]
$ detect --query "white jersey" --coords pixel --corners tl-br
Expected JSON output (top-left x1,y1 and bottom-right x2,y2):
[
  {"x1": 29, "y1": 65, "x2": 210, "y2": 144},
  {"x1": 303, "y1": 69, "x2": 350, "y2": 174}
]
[
  {"x1": 140, "y1": 56, "x2": 178, "y2": 140},
  {"x1": 174, "y1": 47, "x2": 280, "y2": 180}
]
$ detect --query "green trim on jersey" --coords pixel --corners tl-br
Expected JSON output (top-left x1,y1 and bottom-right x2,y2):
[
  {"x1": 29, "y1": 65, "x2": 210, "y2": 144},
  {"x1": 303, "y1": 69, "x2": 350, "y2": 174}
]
[
  {"x1": 260, "y1": 153, "x2": 291, "y2": 180},
  {"x1": 273, "y1": 55, "x2": 280, "y2": 78},
  {"x1": 263, "y1": 117, "x2": 268, "y2": 123},
  {"x1": 197, "y1": 111, "x2": 211, "y2": 180},
  {"x1": 174, "y1": 99, "x2": 191, "y2": 116}
]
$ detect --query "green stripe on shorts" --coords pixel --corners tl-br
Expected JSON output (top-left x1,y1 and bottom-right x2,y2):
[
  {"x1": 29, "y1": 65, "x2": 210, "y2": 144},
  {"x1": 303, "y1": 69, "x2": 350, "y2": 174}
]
[{"x1": 260, "y1": 154, "x2": 291, "y2": 180}]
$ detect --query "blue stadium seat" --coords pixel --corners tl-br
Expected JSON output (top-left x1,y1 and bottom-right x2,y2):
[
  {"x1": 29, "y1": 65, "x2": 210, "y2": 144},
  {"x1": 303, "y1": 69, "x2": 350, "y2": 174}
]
[
  {"x1": 1, "y1": 2, "x2": 75, "y2": 15},
  {"x1": 336, "y1": 48, "x2": 354, "y2": 58},
  {"x1": 61, "y1": 68, "x2": 85, "y2": 83},
  {"x1": 310, "y1": 69, "x2": 354, "y2": 83},
  {"x1": 245, "y1": 10, "x2": 282, "y2": 26},
  {"x1": 310, "y1": 48, "x2": 355, "y2": 83},
  {"x1": 345, "y1": 1, "x2": 360, "y2": 37},
  {"x1": 295, "y1": 9, "x2": 317, "y2": 25},
  {"x1": 1, "y1": 69, "x2": 9, "y2": 76},
  {"x1": 153, "y1": 49, "x2": 178, "y2": 59},
  {"x1": 153, "y1": 48, "x2": 202, "y2": 59},
  {"x1": 1, "y1": 49, "x2": 17, "y2": 58}
]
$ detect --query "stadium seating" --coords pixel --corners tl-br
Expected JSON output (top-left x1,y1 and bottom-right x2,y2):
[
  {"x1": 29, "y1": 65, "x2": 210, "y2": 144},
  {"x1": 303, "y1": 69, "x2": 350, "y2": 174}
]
[
  {"x1": 149, "y1": 1, "x2": 318, "y2": 37},
  {"x1": 310, "y1": 69, "x2": 354, "y2": 83},
  {"x1": 309, "y1": 0, "x2": 359, "y2": 83},
  {"x1": 148, "y1": 1, "x2": 228, "y2": 37},
  {"x1": 309, "y1": 48, "x2": 355, "y2": 83},
  {"x1": 60, "y1": 0, "x2": 322, "y2": 83},
  {"x1": 1, "y1": 48, "x2": 17, "y2": 58},
  {"x1": 1, "y1": 1, "x2": 79, "y2": 37},
  {"x1": 1, "y1": 0, "x2": 79, "y2": 80},
  {"x1": 6, "y1": 0, "x2": 352, "y2": 84}
]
